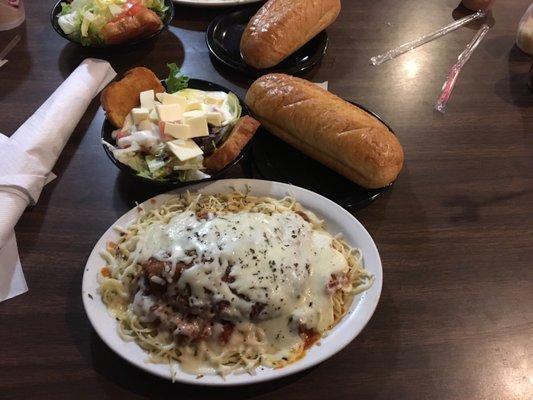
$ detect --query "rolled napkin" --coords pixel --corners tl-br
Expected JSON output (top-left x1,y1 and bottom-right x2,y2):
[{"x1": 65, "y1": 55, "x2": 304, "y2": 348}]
[{"x1": 0, "y1": 58, "x2": 116, "y2": 302}]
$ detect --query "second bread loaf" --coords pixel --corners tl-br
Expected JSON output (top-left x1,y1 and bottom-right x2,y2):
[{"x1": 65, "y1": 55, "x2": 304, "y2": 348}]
[{"x1": 240, "y1": 0, "x2": 341, "y2": 69}]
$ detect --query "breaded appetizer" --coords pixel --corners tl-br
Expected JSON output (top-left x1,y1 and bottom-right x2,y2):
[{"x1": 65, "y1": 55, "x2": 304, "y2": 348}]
[{"x1": 101, "y1": 67, "x2": 165, "y2": 128}]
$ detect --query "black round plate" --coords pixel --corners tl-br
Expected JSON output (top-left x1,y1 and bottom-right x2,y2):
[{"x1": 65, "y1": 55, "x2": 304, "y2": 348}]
[
  {"x1": 206, "y1": 6, "x2": 328, "y2": 77},
  {"x1": 101, "y1": 79, "x2": 253, "y2": 188},
  {"x1": 50, "y1": 0, "x2": 174, "y2": 48},
  {"x1": 252, "y1": 102, "x2": 395, "y2": 211}
]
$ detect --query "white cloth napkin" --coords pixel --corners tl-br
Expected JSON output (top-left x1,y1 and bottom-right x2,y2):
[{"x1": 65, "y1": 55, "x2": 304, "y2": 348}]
[{"x1": 0, "y1": 58, "x2": 116, "y2": 302}]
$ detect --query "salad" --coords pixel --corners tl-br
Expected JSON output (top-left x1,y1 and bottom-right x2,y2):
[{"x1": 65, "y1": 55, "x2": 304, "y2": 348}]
[
  {"x1": 103, "y1": 65, "x2": 245, "y2": 182},
  {"x1": 57, "y1": 0, "x2": 168, "y2": 46}
]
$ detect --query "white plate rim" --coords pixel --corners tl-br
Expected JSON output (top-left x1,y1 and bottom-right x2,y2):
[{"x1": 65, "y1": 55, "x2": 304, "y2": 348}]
[
  {"x1": 172, "y1": 0, "x2": 263, "y2": 8},
  {"x1": 82, "y1": 179, "x2": 383, "y2": 386}
]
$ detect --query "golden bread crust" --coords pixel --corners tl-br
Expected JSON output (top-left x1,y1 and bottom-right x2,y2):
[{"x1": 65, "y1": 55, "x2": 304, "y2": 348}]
[
  {"x1": 204, "y1": 116, "x2": 260, "y2": 172},
  {"x1": 101, "y1": 7, "x2": 163, "y2": 45},
  {"x1": 245, "y1": 74, "x2": 404, "y2": 189},
  {"x1": 240, "y1": 0, "x2": 341, "y2": 69},
  {"x1": 101, "y1": 67, "x2": 164, "y2": 129}
]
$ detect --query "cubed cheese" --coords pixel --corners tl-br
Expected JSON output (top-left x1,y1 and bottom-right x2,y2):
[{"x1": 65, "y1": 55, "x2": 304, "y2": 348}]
[
  {"x1": 140, "y1": 90, "x2": 155, "y2": 110},
  {"x1": 183, "y1": 110, "x2": 205, "y2": 119},
  {"x1": 131, "y1": 108, "x2": 150, "y2": 125},
  {"x1": 156, "y1": 104, "x2": 183, "y2": 122},
  {"x1": 167, "y1": 139, "x2": 203, "y2": 161},
  {"x1": 108, "y1": 4, "x2": 123, "y2": 17},
  {"x1": 149, "y1": 109, "x2": 159, "y2": 122},
  {"x1": 185, "y1": 99, "x2": 203, "y2": 111},
  {"x1": 161, "y1": 93, "x2": 187, "y2": 108},
  {"x1": 155, "y1": 92, "x2": 164, "y2": 102},
  {"x1": 204, "y1": 92, "x2": 226, "y2": 106},
  {"x1": 205, "y1": 111, "x2": 223, "y2": 126},
  {"x1": 122, "y1": 112, "x2": 134, "y2": 130},
  {"x1": 164, "y1": 122, "x2": 191, "y2": 139},
  {"x1": 184, "y1": 112, "x2": 209, "y2": 138}
]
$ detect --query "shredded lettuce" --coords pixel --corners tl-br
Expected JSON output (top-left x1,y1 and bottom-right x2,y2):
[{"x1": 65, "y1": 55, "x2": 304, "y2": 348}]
[
  {"x1": 145, "y1": 155, "x2": 166, "y2": 173},
  {"x1": 175, "y1": 88, "x2": 205, "y2": 101},
  {"x1": 59, "y1": 2, "x2": 73, "y2": 15},
  {"x1": 117, "y1": 153, "x2": 149, "y2": 174},
  {"x1": 58, "y1": 10, "x2": 81, "y2": 35},
  {"x1": 165, "y1": 63, "x2": 189, "y2": 93},
  {"x1": 144, "y1": 0, "x2": 168, "y2": 17},
  {"x1": 225, "y1": 92, "x2": 242, "y2": 125},
  {"x1": 145, "y1": 155, "x2": 171, "y2": 179}
]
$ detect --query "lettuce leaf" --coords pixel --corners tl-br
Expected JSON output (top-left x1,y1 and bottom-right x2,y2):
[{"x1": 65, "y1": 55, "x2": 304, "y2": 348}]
[
  {"x1": 145, "y1": 0, "x2": 168, "y2": 17},
  {"x1": 165, "y1": 63, "x2": 189, "y2": 93},
  {"x1": 60, "y1": 2, "x2": 73, "y2": 15},
  {"x1": 58, "y1": 10, "x2": 81, "y2": 35},
  {"x1": 225, "y1": 92, "x2": 242, "y2": 125}
]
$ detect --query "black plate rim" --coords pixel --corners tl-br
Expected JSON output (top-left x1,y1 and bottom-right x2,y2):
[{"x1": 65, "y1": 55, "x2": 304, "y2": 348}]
[
  {"x1": 251, "y1": 100, "x2": 396, "y2": 210},
  {"x1": 205, "y1": 7, "x2": 329, "y2": 77},
  {"x1": 50, "y1": 0, "x2": 175, "y2": 49},
  {"x1": 101, "y1": 78, "x2": 253, "y2": 188}
]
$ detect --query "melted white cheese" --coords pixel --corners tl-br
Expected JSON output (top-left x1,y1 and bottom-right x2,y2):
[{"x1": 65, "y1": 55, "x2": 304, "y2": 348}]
[{"x1": 133, "y1": 210, "x2": 349, "y2": 365}]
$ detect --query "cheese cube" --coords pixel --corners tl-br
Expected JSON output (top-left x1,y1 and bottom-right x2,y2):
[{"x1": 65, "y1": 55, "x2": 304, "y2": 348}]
[
  {"x1": 131, "y1": 108, "x2": 149, "y2": 125},
  {"x1": 185, "y1": 99, "x2": 203, "y2": 111},
  {"x1": 206, "y1": 111, "x2": 223, "y2": 126},
  {"x1": 149, "y1": 109, "x2": 159, "y2": 122},
  {"x1": 140, "y1": 90, "x2": 155, "y2": 110},
  {"x1": 184, "y1": 112, "x2": 209, "y2": 138},
  {"x1": 164, "y1": 122, "x2": 191, "y2": 139},
  {"x1": 167, "y1": 139, "x2": 203, "y2": 161},
  {"x1": 122, "y1": 112, "x2": 134, "y2": 130},
  {"x1": 161, "y1": 93, "x2": 187, "y2": 108},
  {"x1": 108, "y1": 4, "x2": 123, "y2": 17},
  {"x1": 183, "y1": 110, "x2": 205, "y2": 119},
  {"x1": 156, "y1": 104, "x2": 183, "y2": 122},
  {"x1": 204, "y1": 92, "x2": 226, "y2": 106},
  {"x1": 155, "y1": 92, "x2": 164, "y2": 102}
]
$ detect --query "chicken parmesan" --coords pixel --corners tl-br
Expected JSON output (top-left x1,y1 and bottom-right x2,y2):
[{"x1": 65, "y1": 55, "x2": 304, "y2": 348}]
[{"x1": 99, "y1": 190, "x2": 372, "y2": 376}]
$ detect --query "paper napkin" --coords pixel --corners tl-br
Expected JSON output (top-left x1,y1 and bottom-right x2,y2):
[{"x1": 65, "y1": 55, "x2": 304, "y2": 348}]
[{"x1": 0, "y1": 58, "x2": 116, "y2": 302}]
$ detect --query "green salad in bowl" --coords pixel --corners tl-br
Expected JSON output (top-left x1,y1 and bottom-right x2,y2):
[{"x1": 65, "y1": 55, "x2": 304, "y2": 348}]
[{"x1": 53, "y1": 0, "x2": 172, "y2": 47}]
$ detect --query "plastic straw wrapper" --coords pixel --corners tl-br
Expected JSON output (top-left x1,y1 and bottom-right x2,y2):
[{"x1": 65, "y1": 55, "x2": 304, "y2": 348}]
[
  {"x1": 370, "y1": 10, "x2": 486, "y2": 66},
  {"x1": 435, "y1": 24, "x2": 490, "y2": 113}
]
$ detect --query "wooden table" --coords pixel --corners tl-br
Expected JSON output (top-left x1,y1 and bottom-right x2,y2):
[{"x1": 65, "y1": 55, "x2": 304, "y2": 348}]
[{"x1": 1, "y1": 1, "x2": 532, "y2": 399}]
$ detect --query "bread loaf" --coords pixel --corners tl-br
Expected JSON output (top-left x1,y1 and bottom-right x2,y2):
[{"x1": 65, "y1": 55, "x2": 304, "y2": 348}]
[
  {"x1": 240, "y1": 0, "x2": 341, "y2": 69},
  {"x1": 245, "y1": 74, "x2": 404, "y2": 189}
]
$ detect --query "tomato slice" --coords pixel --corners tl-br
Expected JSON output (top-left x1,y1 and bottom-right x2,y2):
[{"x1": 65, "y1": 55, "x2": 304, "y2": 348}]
[
  {"x1": 111, "y1": 1, "x2": 144, "y2": 22},
  {"x1": 125, "y1": 2, "x2": 143, "y2": 17}
]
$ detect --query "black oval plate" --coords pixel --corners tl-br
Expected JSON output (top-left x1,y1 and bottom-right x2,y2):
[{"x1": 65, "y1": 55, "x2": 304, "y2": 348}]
[
  {"x1": 252, "y1": 102, "x2": 395, "y2": 211},
  {"x1": 206, "y1": 6, "x2": 328, "y2": 77},
  {"x1": 50, "y1": 0, "x2": 174, "y2": 48},
  {"x1": 102, "y1": 79, "x2": 253, "y2": 188}
]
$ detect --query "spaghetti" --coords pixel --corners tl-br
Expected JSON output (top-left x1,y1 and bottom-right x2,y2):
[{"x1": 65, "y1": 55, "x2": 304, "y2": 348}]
[{"x1": 99, "y1": 189, "x2": 373, "y2": 376}]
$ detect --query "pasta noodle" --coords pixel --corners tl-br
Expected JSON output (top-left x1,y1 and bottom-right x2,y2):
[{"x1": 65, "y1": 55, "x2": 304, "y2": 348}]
[{"x1": 99, "y1": 189, "x2": 373, "y2": 377}]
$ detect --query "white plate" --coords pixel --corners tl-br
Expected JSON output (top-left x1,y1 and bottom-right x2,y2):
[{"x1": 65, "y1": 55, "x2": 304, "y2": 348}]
[
  {"x1": 173, "y1": 0, "x2": 263, "y2": 8},
  {"x1": 82, "y1": 179, "x2": 383, "y2": 386}
]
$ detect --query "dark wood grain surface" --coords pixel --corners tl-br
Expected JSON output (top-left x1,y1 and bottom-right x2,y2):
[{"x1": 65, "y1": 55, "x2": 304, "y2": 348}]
[{"x1": 1, "y1": 1, "x2": 532, "y2": 399}]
